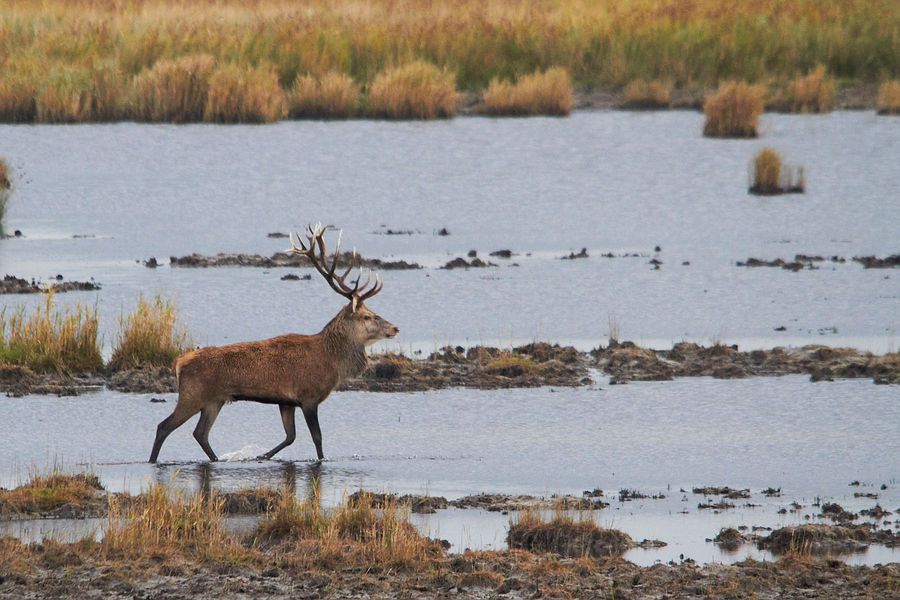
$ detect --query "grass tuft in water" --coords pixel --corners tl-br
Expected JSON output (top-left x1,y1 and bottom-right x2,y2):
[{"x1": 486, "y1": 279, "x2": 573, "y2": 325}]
[
  {"x1": 108, "y1": 294, "x2": 192, "y2": 372},
  {"x1": 204, "y1": 63, "x2": 286, "y2": 123},
  {"x1": 365, "y1": 61, "x2": 457, "y2": 120},
  {"x1": 778, "y1": 65, "x2": 833, "y2": 113},
  {"x1": 0, "y1": 466, "x2": 103, "y2": 515},
  {"x1": 0, "y1": 291, "x2": 102, "y2": 374},
  {"x1": 507, "y1": 507, "x2": 632, "y2": 558},
  {"x1": 131, "y1": 54, "x2": 215, "y2": 123},
  {"x1": 877, "y1": 81, "x2": 900, "y2": 115},
  {"x1": 703, "y1": 81, "x2": 765, "y2": 138},
  {"x1": 749, "y1": 148, "x2": 804, "y2": 195},
  {"x1": 482, "y1": 68, "x2": 573, "y2": 116},
  {"x1": 289, "y1": 72, "x2": 360, "y2": 119}
]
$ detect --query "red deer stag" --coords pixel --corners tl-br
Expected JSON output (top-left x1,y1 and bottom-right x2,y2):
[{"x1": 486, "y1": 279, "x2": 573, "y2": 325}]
[{"x1": 149, "y1": 224, "x2": 398, "y2": 463}]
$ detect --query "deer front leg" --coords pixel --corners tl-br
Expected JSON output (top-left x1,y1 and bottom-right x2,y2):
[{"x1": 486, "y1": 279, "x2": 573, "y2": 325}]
[
  {"x1": 260, "y1": 404, "x2": 297, "y2": 460},
  {"x1": 302, "y1": 404, "x2": 324, "y2": 461}
]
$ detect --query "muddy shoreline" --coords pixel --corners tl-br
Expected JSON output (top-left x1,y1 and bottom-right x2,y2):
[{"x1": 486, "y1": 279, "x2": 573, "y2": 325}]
[{"x1": 0, "y1": 341, "x2": 897, "y2": 397}]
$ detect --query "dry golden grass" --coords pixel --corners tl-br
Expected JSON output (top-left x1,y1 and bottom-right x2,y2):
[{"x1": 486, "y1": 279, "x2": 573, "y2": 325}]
[
  {"x1": 482, "y1": 68, "x2": 573, "y2": 116},
  {"x1": 877, "y1": 81, "x2": 900, "y2": 115},
  {"x1": 205, "y1": 63, "x2": 286, "y2": 123},
  {"x1": 781, "y1": 65, "x2": 833, "y2": 113},
  {"x1": 507, "y1": 508, "x2": 631, "y2": 558},
  {"x1": 622, "y1": 79, "x2": 671, "y2": 109},
  {"x1": 288, "y1": 72, "x2": 360, "y2": 119},
  {"x1": 34, "y1": 63, "x2": 123, "y2": 123},
  {"x1": 0, "y1": 468, "x2": 103, "y2": 515},
  {"x1": 366, "y1": 61, "x2": 457, "y2": 120},
  {"x1": 108, "y1": 294, "x2": 192, "y2": 372},
  {"x1": 131, "y1": 54, "x2": 215, "y2": 123},
  {"x1": 0, "y1": 292, "x2": 102, "y2": 373},
  {"x1": 0, "y1": 70, "x2": 37, "y2": 123},
  {"x1": 703, "y1": 81, "x2": 765, "y2": 138},
  {"x1": 250, "y1": 489, "x2": 444, "y2": 571},
  {"x1": 749, "y1": 148, "x2": 804, "y2": 195}
]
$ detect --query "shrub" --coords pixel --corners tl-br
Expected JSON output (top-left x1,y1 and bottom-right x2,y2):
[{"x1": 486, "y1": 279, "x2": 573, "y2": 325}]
[
  {"x1": 131, "y1": 54, "x2": 215, "y2": 122},
  {"x1": 108, "y1": 294, "x2": 192, "y2": 371},
  {"x1": 288, "y1": 72, "x2": 360, "y2": 119},
  {"x1": 482, "y1": 67, "x2": 573, "y2": 116},
  {"x1": 366, "y1": 61, "x2": 457, "y2": 120},
  {"x1": 877, "y1": 81, "x2": 900, "y2": 115},
  {"x1": 622, "y1": 79, "x2": 671, "y2": 109},
  {"x1": 703, "y1": 81, "x2": 765, "y2": 138},
  {"x1": 205, "y1": 63, "x2": 286, "y2": 123},
  {"x1": 781, "y1": 65, "x2": 833, "y2": 113},
  {"x1": 749, "y1": 148, "x2": 804, "y2": 195},
  {"x1": 0, "y1": 292, "x2": 102, "y2": 373}
]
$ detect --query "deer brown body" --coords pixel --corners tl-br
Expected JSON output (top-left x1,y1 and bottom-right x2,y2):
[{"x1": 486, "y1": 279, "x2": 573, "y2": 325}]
[{"x1": 149, "y1": 225, "x2": 398, "y2": 463}]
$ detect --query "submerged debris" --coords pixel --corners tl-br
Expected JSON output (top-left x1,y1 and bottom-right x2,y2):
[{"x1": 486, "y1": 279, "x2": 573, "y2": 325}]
[{"x1": 0, "y1": 275, "x2": 100, "y2": 294}]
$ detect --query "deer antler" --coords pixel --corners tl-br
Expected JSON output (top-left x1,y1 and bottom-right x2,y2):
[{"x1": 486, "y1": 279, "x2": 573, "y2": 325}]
[{"x1": 289, "y1": 223, "x2": 383, "y2": 303}]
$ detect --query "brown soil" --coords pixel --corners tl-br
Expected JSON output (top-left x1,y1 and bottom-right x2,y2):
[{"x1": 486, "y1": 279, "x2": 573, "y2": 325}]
[
  {"x1": 2, "y1": 540, "x2": 900, "y2": 599},
  {"x1": 0, "y1": 275, "x2": 100, "y2": 294}
]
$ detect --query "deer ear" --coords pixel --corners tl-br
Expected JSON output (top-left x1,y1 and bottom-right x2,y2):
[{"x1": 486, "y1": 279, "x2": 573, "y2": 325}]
[{"x1": 351, "y1": 297, "x2": 358, "y2": 312}]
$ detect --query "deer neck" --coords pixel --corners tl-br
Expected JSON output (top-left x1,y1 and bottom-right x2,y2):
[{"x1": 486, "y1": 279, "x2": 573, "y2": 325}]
[{"x1": 322, "y1": 314, "x2": 368, "y2": 382}]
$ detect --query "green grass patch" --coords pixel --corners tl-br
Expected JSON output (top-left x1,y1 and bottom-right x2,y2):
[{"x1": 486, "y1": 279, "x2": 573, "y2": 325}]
[
  {"x1": 108, "y1": 294, "x2": 192, "y2": 372},
  {"x1": 0, "y1": 467, "x2": 103, "y2": 515}
]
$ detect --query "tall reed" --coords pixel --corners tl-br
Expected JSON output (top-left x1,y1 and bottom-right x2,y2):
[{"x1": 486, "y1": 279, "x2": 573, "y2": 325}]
[
  {"x1": 288, "y1": 72, "x2": 360, "y2": 119},
  {"x1": 780, "y1": 65, "x2": 833, "y2": 113},
  {"x1": 205, "y1": 63, "x2": 286, "y2": 123},
  {"x1": 0, "y1": 292, "x2": 102, "y2": 373},
  {"x1": 703, "y1": 81, "x2": 765, "y2": 138},
  {"x1": 482, "y1": 68, "x2": 573, "y2": 116},
  {"x1": 878, "y1": 81, "x2": 900, "y2": 115},
  {"x1": 366, "y1": 61, "x2": 457, "y2": 120},
  {"x1": 108, "y1": 294, "x2": 192, "y2": 372},
  {"x1": 131, "y1": 54, "x2": 215, "y2": 122},
  {"x1": 34, "y1": 63, "x2": 124, "y2": 123}
]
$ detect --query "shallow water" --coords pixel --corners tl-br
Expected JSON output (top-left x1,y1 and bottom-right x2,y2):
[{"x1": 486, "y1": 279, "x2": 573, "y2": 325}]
[
  {"x1": 0, "y1": 112, "x2": 898, "y2": 565},
  {"x1": 1, "y1": 377, "x2": 898, "y2": 565}
]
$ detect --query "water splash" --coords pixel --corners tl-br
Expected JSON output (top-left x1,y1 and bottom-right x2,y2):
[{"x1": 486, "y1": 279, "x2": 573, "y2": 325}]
[{"x1": 219, "y1": 444, "x2": 267, "y2": 462}]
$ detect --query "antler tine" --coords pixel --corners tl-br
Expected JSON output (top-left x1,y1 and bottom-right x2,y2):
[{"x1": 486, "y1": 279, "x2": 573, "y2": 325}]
[{"x1": 358, "y1": 272, "x2": 383, "y2": 301}]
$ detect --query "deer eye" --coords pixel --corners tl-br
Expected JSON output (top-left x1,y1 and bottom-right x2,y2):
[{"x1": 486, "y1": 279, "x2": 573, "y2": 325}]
[{"x1": 363, "y1": 315, "x2": 372, "y2": 321}]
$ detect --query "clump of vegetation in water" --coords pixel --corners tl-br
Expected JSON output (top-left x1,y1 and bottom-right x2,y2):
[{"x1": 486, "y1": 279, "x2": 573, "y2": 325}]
[
  {"x1": 288, "y1": 72, "x2": 360, "y2": 119},
  {"x1": 877, "y1": 81, "x2": 900, "y2": 115},
  {"x1": 772, "y1": 65, "x2": 833, "y2": 113},
  {"x1": 622, "y1": 79, "x2": 671, "y2": 109},
  {"x1": 204, "y1": 63, "x2": 286, "y2": 123},
  {"x1": 130, "y1": 54, "x2": 215, "y2": 123},
  {"x1": 365, "y1": 61, "x2": 458, "y2": 120},
  {"x1": 703, "y1": 81, "x2": 765, "y2": 138},
  {"x1": 481, "y1": 68, "x2": 573, "y2": 116},
  {"x1": 0, "y1": 291, "x2": 102, "y2": 373},
  {"x1": 108, "y1": 294, "x2": 193, "y2": 372},
  {"x1": 507, "y1": 507, "x2": 632, "y2": 557},
  {"x1": 0, "y1": 466, "x2": 103, "y2": 516},
  {"x1": 749, "y1": 148, "x2": 805, "y2": 195}
]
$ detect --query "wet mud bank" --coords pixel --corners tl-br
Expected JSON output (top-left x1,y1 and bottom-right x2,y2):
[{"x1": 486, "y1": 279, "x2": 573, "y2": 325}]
[{"x1": 1, "y1": 342, "x2": 897, "y2": 396}]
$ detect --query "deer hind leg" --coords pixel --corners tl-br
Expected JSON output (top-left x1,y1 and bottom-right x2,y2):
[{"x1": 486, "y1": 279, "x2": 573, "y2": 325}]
[
  {"x1": 149, "y1": 399, "x2": 205, "y2": 463},
  {"x1": 193, "y1": 399, "x2": 226, "y2": 462},
  {"x1": 261, "y1": 404, "x2": 297, "y2": 460}
]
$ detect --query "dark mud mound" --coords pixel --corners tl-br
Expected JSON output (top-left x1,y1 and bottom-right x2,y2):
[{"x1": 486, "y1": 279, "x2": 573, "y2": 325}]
[
  {"x1": 0, "y1": 275, "x2": 100, "y2": 294},
  {"x1": 714, "y1": 527, "x2": 746, "y2": 551},
  {"x1": 853, "y1": 254, "x2": 900, "y2": 268},
  {"x1": 341, "y1": 343, "x2": 590, "y2": 392},
  {"x1": 508, "y1": 516, "x2": 632, "y2": 557},
  {"x1": 169, "y1": 251, "x2": 420, "y2": 270},
  {"x1": 441, "y1": 256, "x2": 497, "y2": 269},
  {"x1": 0, "y1": 367, "x2": 102, "y2": 397},
  {"x1": 107, "y1": 366, "x2": 176, "y2": 394},
  {"x1": 592, "y1": 341, "x2": 674, "y2": 383},
  {"x1": 758, "y1": 524, "x2": 869, "y2": 554},
  {"x1": 347, "y1": 491, "x2": 449, "y2": 514},
  {"x1": 449, "y1": 493, "x2": 606, "y2": 512}
]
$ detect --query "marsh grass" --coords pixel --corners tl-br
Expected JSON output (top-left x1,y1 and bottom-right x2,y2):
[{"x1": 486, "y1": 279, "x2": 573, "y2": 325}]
[
  {"x1": 749, "y1": 148, "x2": 804, "y2": 195},
  {"x1": 507, "y1": 508, "x2": 632, "y2": 558},
  {"x1": 205, "y1": 63, "x2": 286, "y2": 123},
  {"x1": 778, "y1": 65, "x2": 833, "y2": 113},
  {"x1": 34, "y1": 63, "x2": 124, "y2": 123},
  {"x1": 622, "y1": 80, "x2": 671, "y2": 109},
  {"x1": 288, "y1": 72, "x2": 360, "y2": 119},
  {"x1": 0, "y1": 292, "x2": 102, "y2": 373},
  {"x1": 103, "y1": 481, "x2": 255, "y2": 565},
  {"x1": 108, "y1": 294, "x2": 192, "y2": 372},
  {"x1": 0, "y1": 70, "x2": 37, "y2": 123},
  {"x1": 366, "y1": 62, "x2": 457, "y2": 120},
  {"x1": 482, "y1": 68, "x2": 573, "y2": 116},
  {"x1": 0, "y1": 467, "x2": 103, "y2": 515},
  {"x1": 131, "y1": 54, "x2": 215, "y2": 122},
  {"x1": 703, "y1": 81, "x2": 765, "y2": 138},
  {"x1": 878, "y1": 81, "x2": 900, "y2": 115},
  {"x1": 250, "y1": 489, "x2": 443, "y2": 571}
]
